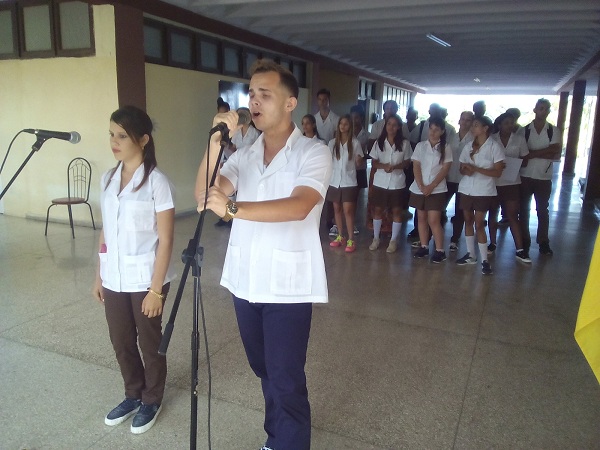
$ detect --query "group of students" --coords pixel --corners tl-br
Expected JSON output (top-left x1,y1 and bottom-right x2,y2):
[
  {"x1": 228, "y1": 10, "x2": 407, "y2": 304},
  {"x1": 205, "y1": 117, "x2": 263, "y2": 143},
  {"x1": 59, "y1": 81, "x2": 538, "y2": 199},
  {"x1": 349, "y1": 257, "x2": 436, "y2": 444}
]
[{"x1": 314, "y1": 95, "x2": 561, "y2": 276}]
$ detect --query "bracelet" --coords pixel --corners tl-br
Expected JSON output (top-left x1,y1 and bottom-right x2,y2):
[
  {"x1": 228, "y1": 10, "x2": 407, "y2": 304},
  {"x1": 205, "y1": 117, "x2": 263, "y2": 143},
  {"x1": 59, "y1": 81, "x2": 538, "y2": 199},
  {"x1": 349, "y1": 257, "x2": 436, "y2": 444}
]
[{"x1": 148, "y1": 288, "x2": 165, "y2": 301}]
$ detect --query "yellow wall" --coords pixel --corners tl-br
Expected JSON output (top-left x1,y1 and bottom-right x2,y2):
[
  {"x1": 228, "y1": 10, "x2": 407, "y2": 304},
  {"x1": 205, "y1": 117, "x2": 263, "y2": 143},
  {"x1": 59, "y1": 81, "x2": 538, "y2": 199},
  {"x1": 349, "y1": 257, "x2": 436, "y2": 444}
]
[
  {"x1": 316, "y1": 68, "x2": 359, "y2": 118},
  {"x1": 0, "y1": 5, "x2": 118, "y2": 223},
  {"x1": 145, "y1": 63, "x2": 310, "y2": 214}
]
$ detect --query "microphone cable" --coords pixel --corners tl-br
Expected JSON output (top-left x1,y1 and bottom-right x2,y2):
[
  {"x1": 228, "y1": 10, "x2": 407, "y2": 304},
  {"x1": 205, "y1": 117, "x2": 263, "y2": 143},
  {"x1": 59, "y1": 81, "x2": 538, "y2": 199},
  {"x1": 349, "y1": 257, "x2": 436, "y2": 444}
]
[{"x1": 0, "y1": 130, "x2": 27, "y2": 175}]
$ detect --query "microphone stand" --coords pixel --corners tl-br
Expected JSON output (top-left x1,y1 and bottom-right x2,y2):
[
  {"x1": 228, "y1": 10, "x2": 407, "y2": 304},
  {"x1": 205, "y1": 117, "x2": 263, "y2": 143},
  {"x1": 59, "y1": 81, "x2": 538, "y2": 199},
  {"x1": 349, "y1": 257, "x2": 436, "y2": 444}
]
[
  {"x1": 159, "y1": 132, "x2": 228, "y2": 450},
  {"x1": 0, "y1": 138, "x2": 47, "y2": 201}
]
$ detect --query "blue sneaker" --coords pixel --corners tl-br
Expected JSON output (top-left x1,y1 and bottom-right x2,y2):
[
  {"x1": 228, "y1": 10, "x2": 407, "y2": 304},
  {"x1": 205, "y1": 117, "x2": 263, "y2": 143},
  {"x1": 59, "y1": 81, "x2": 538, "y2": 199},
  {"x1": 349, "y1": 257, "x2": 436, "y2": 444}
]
[
  {"x1": 105, "y1": 398, "x2": 141, "y2": 426},
  {"x1": 131, "y1": 403, "x2": 162, "y2": 434}
]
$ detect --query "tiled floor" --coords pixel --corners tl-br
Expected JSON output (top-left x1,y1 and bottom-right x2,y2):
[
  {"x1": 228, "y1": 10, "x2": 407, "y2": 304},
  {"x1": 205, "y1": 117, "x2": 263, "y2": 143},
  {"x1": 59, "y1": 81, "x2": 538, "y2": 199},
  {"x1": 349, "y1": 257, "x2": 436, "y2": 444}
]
[{"x1": 1, "y1": 169, "x2": 599, "y2": 449}]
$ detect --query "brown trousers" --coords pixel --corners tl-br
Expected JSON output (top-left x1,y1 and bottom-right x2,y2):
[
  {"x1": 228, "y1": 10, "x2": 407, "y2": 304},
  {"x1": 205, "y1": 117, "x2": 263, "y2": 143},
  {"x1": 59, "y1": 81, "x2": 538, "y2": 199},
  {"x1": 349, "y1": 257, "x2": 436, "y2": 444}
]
[{"x1": 103, "y1": 284, "x2": 170, "y2": 405}]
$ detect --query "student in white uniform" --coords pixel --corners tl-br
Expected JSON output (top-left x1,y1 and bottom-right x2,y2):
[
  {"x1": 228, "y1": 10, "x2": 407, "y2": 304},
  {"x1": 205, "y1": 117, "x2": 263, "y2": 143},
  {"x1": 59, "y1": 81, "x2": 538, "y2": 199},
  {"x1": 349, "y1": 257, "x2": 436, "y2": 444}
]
[
  {"x1": 230, "y1": 107, "x2": 260, "y2": 151},
  {"x1": 456, "y1": 116, "x2": 505, "y2": 275},
  {"x1": 314, "y1": 88, "x2": 339, "y2": 143},
  {"x1": 195, "y1": 60, "x2": 332, "y2": 450},
  {"x1": 489, "y1": 112, "x2": 531, "y2": 263},
  {"x1": 327, "y1": 114, "x2": 364, "y2": 252},
  {"x1": 368, "y1": 100, "x2": 410, "y2": 153},
  {"x1": 92, "y1": 105, "x2": 176, "y2": 434},
  {"x1": 368, "y1": 114, "x2": 412, "y2": 253},
  {"x1": 446, "y1": 111, "x2": 474, "y2": 252},
  {"x1": 409, "y1": 116, "x2": 453, "y2": 263},
  {"x1": 351, "y1": 104, "x2": 369, "y2": 190},
  {"x1": 301, "y1": 113, "x2": 325, "y2": 143}
]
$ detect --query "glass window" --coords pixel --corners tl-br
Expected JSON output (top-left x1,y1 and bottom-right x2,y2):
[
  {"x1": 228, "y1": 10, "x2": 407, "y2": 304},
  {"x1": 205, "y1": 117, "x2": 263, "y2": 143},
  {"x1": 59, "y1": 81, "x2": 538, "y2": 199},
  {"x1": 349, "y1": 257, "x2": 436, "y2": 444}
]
[
  {"x1": 292, "y1": 61, "x2": 306, "y2": 87},
  {"x1": 23, "y1": 4, "x2": 52, "y2": 52},
  {"x1": 223, "y1": 45, "x2": 240, "y2": 75},
  {"x1": 144, "y1": 24, "x2": 164, "y2": 60},
  {"x1": 244, "y1": 50, "x2": 258, "y2": 78},
  {"x1": 199, "y1": 39, "x2": 219, "y2": 71},
  {"x1": 0, "y1": 9, "x2": 16, "y2": 55},
  {"x1": 170, "y1": 31, "x2": 192, "y2": 66},
  {"x1": 58, "y1": 1, "x2": 91, "y2": 50}
]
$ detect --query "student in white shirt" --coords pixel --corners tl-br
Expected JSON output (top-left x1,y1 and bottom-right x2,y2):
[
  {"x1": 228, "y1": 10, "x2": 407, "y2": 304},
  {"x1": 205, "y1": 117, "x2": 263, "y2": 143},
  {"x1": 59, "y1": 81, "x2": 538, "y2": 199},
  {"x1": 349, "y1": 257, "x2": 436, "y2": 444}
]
[
  {"x1": 368, "y1": 114, "x2": 412, "y2": 253},
  {"x1": 446, "y1": 111, "x2": 474, "y2": 252},
  {"x1": 230, "y1": 107, "x2": 261, "y2": 151},
  {"x1": 489, "y1": 112, "x2": 531, "y2": 263},
  {"x1": 367, "y1": 100, "x2": 410, "y2": 154},
  {"x1": 456, "y1": 116, "x2": 505, "y2": 275},
  {"x1": 315, "y1": 88, "x2": 339, "y2": 143},
  {"x1": 351, "y1": 105, "x2": 369, "y2": 189},
  {"x1": 195, "y1": 60, "x2": 332, "y2": 450},
  {"x1": 327, "y1": 114, "x2": 364, "y2": 252},
  {"x1": 301, "y1": 113, "x2": 325, "y2": 144},
  {"x1": 92, "y1": 105, "x2": 176, "y2": 434},
  {"x1": 409, "y1": 116, "x2": 453, "y2": 263}
]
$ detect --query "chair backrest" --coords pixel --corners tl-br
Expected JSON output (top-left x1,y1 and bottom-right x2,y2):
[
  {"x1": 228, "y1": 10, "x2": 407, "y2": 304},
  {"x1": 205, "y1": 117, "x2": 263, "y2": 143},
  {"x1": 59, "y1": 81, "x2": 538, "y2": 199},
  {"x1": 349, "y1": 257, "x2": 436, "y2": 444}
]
[{"x1": 67, "y1": 157, "x2": 92, "y2": 201}]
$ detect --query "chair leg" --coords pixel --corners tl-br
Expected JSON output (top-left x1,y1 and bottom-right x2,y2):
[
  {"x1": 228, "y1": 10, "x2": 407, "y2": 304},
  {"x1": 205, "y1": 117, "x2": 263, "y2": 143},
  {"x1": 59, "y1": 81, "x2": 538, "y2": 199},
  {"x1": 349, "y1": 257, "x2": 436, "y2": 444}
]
[
  {"x1": 45, "y1": 204, "x2": 54, "y2": 236},
  {"x1": 86, "y1": 202, "x2": 96, "y2": 230},
  {"x1": 67, "y1": 204, "x2": 75, "y2": 239}
]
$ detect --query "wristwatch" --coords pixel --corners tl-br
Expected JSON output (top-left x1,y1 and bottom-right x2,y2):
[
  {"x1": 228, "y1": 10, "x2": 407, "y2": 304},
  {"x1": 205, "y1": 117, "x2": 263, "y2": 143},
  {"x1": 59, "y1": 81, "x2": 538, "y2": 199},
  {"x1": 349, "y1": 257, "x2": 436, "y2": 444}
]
[{"x1": 222, "y1": 200, "x2": 238, "y2": 222}]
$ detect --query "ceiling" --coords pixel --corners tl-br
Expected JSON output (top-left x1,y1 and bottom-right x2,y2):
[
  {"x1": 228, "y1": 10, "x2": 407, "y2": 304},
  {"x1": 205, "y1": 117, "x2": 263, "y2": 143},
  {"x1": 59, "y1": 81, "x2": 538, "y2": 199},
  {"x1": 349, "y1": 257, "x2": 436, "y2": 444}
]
[{"x1": 162, "y1": 0, "x2": 600, "y2": 95}]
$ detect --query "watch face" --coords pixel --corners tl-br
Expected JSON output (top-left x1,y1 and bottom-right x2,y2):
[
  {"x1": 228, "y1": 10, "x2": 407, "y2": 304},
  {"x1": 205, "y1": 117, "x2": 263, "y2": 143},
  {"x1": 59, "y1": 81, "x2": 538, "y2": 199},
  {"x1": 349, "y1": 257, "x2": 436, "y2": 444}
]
[{"x1": 228, "y1": 202, "x2": 238, "y2": 214}]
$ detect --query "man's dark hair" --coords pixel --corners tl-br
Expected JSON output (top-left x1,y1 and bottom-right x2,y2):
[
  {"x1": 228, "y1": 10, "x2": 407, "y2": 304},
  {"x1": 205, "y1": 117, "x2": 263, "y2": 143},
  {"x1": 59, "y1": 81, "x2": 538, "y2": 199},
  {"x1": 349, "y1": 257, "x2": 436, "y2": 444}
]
[
  {"x1": 316, "y1": 88, "x2": 331, "y2": 99},
  {"x1": 250, "y1": 59, "x2": 299, "y2": 99}
]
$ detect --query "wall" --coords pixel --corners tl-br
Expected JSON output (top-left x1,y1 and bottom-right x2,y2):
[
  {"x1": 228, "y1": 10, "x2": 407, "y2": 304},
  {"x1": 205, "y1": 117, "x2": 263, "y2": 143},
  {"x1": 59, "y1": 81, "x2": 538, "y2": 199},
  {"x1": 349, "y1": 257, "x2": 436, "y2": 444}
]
[
  {"x1": 316, "y1": 68, "x2": 359, "y2": 117},
  {"x1": 145, "y1": 63, "x2": 309, "y2": 214},
  {"x1": 0, "y1": 5, "x2": 119, "y2": 224}
]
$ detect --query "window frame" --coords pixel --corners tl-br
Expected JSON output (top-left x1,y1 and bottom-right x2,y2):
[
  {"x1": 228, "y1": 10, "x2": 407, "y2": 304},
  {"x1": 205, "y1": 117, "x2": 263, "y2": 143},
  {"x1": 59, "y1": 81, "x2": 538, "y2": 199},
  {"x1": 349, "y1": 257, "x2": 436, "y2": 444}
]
[
  {"x1": 0, "y1": 2, "x2": 19, "y2": 60},
  {"x1": 54, "y1": 0, "x2": 94, "y2": 57},
  {"x1": 18, "y1": 0, "x2": 55, "y2": 59},
  {"x1": 167, "y1": 26, "x2": 195, "y2": 69}
]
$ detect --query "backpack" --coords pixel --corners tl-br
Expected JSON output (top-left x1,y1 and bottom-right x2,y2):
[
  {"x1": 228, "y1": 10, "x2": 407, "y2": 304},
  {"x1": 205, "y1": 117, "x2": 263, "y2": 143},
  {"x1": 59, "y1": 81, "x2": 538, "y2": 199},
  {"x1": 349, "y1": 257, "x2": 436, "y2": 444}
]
[{"x1": 525, "y1": 122, "x2": 554, "y2": 142}]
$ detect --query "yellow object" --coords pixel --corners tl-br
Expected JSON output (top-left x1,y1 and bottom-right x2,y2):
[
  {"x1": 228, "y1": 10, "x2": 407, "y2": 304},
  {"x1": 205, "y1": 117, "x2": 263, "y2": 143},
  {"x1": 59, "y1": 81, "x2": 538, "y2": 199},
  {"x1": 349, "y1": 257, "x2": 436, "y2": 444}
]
[{"x1": 575, "y1": 228, "x2": 600, "y2": 384}]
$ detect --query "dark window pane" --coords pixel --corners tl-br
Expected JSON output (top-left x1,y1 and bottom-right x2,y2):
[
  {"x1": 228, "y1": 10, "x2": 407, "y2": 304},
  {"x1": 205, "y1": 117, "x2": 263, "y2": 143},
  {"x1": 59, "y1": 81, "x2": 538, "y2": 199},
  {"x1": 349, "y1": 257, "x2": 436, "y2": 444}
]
[
  {"x1": 59, "y1": 1, "x2": 91, "y2": 50},
  {"x1": 0, "y1": 10, "x2": 15, "y2": 54},
  {"x1": 170, "y1": 32, "x2": 192, "y2": 64},
  {"x1": 23, "y1": 4, "x2": 52, "y2": 52},
  {"x1": 223, "y1": 46, "x2": 240, "y2": 74},
  {"x1": 144, "y1": 25, "x2": 163, "y2": 59},
  {"x1": 200, "y1": 40, "x2": 218, "y2": 70}
]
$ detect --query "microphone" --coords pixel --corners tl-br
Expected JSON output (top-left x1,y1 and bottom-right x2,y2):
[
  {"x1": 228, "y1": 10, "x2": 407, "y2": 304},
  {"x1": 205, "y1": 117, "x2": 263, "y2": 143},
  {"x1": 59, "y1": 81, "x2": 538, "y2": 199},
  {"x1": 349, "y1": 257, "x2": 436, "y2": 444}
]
[
  {"x1": 24, "y1": 129, "x2": 81, "y2": 144},
  {"x1": 209, "y1": 111, "x2": 251, "y2": 136}
]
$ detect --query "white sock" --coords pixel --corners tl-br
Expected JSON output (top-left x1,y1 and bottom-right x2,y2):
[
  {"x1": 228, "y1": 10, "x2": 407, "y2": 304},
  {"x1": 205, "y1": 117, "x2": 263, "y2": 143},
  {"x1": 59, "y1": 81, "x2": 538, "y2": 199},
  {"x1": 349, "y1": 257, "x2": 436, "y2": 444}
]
[
  {"x1": 478, "y1": 242, "x2": 488, "y2": 262},
  {"x1": 373, "y1": 219, "x2": 382, "y2": 239},
  {"x1": 391, "y1": 222, "x2": 402, "y2": 241},
  {"x1": 466, "y1": 235, "x2": 476, "y2": 258}
]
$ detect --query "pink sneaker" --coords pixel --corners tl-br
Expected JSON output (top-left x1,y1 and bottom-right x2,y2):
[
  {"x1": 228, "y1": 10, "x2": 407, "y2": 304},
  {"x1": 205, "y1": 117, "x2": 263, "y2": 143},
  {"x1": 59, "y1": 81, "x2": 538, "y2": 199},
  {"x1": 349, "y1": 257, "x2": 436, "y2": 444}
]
[
  {"x1": 330, "y1": 235, "x2": 346, "y2": 247},
  {"x1": 345, "y1": 239, "x2": 356, "y2": 253}
]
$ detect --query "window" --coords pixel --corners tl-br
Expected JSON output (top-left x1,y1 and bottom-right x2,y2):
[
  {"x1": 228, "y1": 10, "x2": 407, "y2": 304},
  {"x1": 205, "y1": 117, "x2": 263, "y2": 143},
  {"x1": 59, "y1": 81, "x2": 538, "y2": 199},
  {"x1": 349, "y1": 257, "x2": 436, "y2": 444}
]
[
  {"x1": 144, "y1": 20, "x2": 166, "y2": 64},
  {"x1": 168, "y1": 28, "x2": 193, "y2": 68},
  {"x1": 223, "y1": 44, "x2": 241, "y2": 76},
  {"x1": 243, "y1": 49, "x2": 259, "y2": 78},
  {"x1": 197, "y1": 37, "x2": 220, "y2": 72},
  {"x1": 56, "y1": 1, "x2": 93, "y2": 55},
  {"x1": 0, "y1": 5, "x2": 18, "y2": 59},
  {"x1": 20, "y1": 1, "x2": 54, "y2": 56}
]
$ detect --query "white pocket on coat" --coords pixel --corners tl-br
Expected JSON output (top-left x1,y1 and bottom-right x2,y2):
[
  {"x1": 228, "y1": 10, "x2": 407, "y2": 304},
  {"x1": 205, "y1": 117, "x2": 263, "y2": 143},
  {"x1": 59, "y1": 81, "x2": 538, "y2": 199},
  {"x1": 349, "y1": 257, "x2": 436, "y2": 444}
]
[
  {"x1": 270, "y1": 248, "x2": 312, "y2": 296},
  {"x1": 223, "y1": 244, "x2": 241, "y2": 288},
  {"x1": 98, "y1": 252, "x2": 109, "y2": 283},
  {"x1": 122, "y1": 251, "x2": 155, "y2": 285}
]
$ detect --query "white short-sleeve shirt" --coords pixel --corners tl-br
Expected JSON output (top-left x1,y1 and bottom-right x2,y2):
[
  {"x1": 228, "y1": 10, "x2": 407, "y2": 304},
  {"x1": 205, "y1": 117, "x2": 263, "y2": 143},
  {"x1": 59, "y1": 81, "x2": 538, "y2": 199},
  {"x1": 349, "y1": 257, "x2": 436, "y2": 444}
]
[
  {"x1": 458, "y1": 138, "x2": 505, "y2": 197},
  {"x1": 328, "y1": 138, "x2": 364, "y2": 188},
  {"x1": 355, "y1": 128, "x2": 369, "y2": 170},
  {"x1": 99, "y1": 163, "x2": 177, "y2": 293},
  {"x1": 491, "y1": 132, "x2": 529, "y2": 186},
  {"x1": 231, "y1": 125, "x2": 260, "y2": 150},
  {"x1": 219, "y1": 125, "x2": 333, "y2": 304},
  {"x1": 370, "y1": 139, "x2": 412, "y2": 190},
  {"x1": 409, "y1": 140, "x2": 453, "y2": 195},
  {"x1": 447, "y1": 131, "x2": 473, "y2": 183},
  {"x1": 517, "y1": 122, "x2": 560, "y2": 180},
  {"x1": 315, "y1": 110, "x2": 339, "y2": 144}
]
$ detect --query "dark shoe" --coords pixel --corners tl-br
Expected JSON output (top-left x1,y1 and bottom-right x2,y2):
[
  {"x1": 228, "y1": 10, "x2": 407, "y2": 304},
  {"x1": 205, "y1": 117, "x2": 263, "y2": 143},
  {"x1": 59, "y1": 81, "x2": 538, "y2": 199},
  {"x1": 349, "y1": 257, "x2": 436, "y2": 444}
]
[
  {"x1": 457, "y1": 253, "x2": 477, "y2": 265},
  {"x1": 414, "y1": 246, "x2": 429, "y2": 258},
  {"x1": 131, "y1": 403, "x2": 162, "y2": 434},
  {"x1": 482, "y1": 260, "x2": 493, "y2": 275},
  {"x1": 431, "y1": 250, "x2": 447, "y2": 263},
  {"x1": 407, "y1": 228, "x2": 419, "y2": 240},
  {"x1": 449, "y1": 242, "x2": 458, "y2": 252},
  {"x1": 487, "y1": 243, "x2": 497, "y2": 255},
  {"x1": 498, "y1": 217, "x2": 510, "y2": 226},
  {"x1": 105, "y1": 398, "x2": 141, "y2": 426},
  {"x1": 516, "y1": 250, "x2": 532, "y2": 263},
  {"x1": 539, "y1": 243, "x2": 553, "y2": 255}
]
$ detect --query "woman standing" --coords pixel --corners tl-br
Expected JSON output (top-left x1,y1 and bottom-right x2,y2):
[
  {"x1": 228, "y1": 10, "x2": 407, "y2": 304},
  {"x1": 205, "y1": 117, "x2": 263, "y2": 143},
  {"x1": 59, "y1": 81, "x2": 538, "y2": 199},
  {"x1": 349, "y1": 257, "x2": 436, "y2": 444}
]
[
  {"x1": 92, "y1": 105, "x2": 176, "y2": 434},
  {"x1": 368, "y1": 114, "x2": 412, "y2": 253},
  {"x1": 488, "y1": 112, "x2": 531, "y2": 263},
  {"x1": 301, "y1": 114, "x2": 325, "y2": 144},
  {"x1": 327, "y1": 114, "x2": 364, "y2": 252},
  {"x1": 409, "y1": 117, "x2": 453, "y2": 263},
  {"x1": 456, "y1": 116, "x2": 505, "y2": 275}
]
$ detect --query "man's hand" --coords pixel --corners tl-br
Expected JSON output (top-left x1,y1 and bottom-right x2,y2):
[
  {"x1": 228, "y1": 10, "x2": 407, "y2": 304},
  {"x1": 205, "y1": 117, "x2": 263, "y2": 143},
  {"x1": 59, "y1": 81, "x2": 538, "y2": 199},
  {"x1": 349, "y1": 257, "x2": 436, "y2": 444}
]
[{"x1": 198, "y1": 185, "x2": 229, "y2": 218}]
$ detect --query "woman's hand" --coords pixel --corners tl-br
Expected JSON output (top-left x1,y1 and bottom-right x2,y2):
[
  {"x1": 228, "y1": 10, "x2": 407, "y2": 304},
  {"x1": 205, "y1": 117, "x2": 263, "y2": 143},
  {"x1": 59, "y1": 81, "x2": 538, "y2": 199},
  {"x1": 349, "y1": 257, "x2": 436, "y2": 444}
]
[
  {"x1": 92, "y1": 276, "x2": 104, "y2": 304},
  {"x1": 142, "y1": 292, "x2": 163, "y2": 318},
  {"x1": 422, "y1": 184, "x2": 434, "y2": 196}
]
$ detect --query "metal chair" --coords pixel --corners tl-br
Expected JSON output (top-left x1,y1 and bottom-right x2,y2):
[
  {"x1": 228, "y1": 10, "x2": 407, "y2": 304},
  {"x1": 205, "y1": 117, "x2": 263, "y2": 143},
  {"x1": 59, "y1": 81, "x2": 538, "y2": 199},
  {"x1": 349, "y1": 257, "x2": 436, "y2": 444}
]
[{"x1": 45, "y1": 157, "x2": 96, "y2": 238}]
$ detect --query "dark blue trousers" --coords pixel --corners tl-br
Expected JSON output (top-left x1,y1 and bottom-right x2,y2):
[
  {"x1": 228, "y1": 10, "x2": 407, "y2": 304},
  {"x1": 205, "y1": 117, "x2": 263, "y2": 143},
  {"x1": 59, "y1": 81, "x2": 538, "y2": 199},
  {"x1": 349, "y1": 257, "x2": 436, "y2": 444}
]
[{"x1": 233, "y1": 296, "x2": 312, "y2": 450}]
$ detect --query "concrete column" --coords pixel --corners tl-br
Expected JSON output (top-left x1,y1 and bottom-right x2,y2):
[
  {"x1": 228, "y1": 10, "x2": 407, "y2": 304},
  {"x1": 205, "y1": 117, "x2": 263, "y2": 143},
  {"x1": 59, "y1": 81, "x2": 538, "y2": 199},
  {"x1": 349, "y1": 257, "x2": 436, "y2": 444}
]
[
  {"x1": 556, "y1": 91, "x2": 569, "y2": 141},
  {"x1": 564, "y1": 80, "x2": 586, "y2": 175},
  {"x1": 583, "y1": 79, "x2": 600, "y2": 201}
]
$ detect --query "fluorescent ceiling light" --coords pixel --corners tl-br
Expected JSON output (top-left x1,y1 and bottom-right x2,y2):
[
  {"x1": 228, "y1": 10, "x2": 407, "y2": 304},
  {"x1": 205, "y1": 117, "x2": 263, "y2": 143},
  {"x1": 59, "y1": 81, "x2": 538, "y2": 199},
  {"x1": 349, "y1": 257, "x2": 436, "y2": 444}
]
[{"x1": 426, "y1": 33, "x2": 451, "y2": 48}]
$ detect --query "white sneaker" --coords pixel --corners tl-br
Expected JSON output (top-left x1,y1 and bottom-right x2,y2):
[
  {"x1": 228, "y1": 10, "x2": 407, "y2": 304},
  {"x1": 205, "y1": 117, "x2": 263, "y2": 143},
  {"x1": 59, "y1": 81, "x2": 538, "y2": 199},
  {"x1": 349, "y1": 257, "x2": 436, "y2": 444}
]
[
  {"x1": 354, "y1": 226, "x2": 359, "y2": 235},
  {"x1": 369, "y1": 238, "x2": 380, "y2": 251},
  {"x1": 386, "y1": 240, "x2": 398, "y2": 253},
  {"x1": 328, "y1": 224, "x2": 338, "y2": 236}
]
